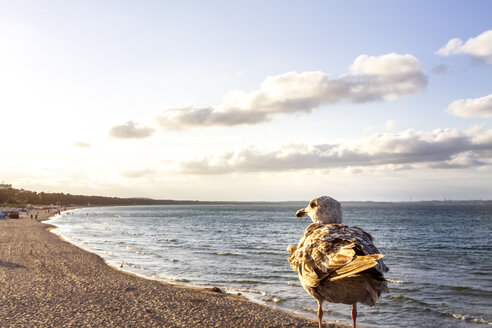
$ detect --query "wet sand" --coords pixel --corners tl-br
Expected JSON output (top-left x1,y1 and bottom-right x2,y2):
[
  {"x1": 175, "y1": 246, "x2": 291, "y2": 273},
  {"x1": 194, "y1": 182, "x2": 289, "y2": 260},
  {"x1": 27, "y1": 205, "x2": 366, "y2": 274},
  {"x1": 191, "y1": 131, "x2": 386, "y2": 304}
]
[{"x1": 0, "y1": 210, "x2": 346, "y2": 327}]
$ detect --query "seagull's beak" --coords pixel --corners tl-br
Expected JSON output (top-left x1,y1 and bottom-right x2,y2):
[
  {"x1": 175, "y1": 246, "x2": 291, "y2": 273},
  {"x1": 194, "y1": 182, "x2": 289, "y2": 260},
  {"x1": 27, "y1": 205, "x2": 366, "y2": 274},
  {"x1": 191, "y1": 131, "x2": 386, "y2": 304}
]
[{"x1": 296, "y1": 208, "x2": 308, "y2": 218}]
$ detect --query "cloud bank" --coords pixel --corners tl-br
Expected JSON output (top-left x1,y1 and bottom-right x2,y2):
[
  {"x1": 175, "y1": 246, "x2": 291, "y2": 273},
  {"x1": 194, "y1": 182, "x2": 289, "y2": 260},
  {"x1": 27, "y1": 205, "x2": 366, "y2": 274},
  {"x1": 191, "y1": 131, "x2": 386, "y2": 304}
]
[
  {"x1": 72, "y1": 141, "x2": 91, "y2": 148},
  {"x1": 178, "y1": 126, "x2": 492, "y2": 174},
  {"x1": 447, "y1": 93, "x2": 492, "y2": 118},
  {"x1": 119, "y1": 168, "x2": 157, "y2": 178},
  {"x1": 156, "y1": 53, "x2": 427, "y2": 129},
  {"x1": 437, "y1": 30, "x2": 492, "y2": 64},
  {"x1": 109, "y1": 121, "x2": 155, "y2": 139}
]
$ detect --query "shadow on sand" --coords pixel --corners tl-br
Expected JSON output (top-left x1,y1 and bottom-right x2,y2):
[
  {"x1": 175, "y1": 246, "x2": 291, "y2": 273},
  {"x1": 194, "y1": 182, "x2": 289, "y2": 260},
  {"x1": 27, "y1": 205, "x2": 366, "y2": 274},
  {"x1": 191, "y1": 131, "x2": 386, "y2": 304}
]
[{"x1": 0, "y1": 260, "x2": 25, "y2": 269}]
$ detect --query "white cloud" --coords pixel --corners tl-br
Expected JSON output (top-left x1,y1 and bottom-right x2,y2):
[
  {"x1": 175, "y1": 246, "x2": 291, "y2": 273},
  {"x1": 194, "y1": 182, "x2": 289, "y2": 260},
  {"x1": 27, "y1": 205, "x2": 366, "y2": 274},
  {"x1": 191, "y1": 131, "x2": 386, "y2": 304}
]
[
  {"x1": 236, "y1": 69, "x2": 248, "y2": 77},
  {"x1": 447, "y1": 93, "x2": 492, "y2": 118},
  {"x1": 108, "y1": 121, "x2": 155, "y2": 139},
  {"x1": 349, "y1": 53, "x2": 422, "y2": 76},
  {"x1": 156, "y1": 53, "x2": 427, "y2": 129},
  {"x1": 385, "y1": 120, "x2": 397, "y2": 131},
  {"x1": 437, "y1": 30, "x2": 492, "y2": 64},
  {"x1": 177, "y1": 126, "x2": 492, "y2": 174},
  {"x1": 426, "y1": 152, "x2": 485, "y2": 169},
  {"x1": 72, "y1": 141, "x2": 91, "y2": 148},
  {"x1": 436, "y1": 38, "x2": 464, "y2": 56}
]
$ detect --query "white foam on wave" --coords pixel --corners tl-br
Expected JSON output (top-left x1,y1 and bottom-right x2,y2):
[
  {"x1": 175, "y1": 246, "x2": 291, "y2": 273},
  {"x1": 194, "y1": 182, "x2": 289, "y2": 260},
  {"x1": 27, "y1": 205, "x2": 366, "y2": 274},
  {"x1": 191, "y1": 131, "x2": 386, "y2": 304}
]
[
  {"x1": 287, "y1": 281, "x2": 301, "y2": 287},
  {"x1": 446, "y1": 312, "x2": 491, "y2": 325},
  {"x1": 387, "y1": 278, "x2": 411, "y2": 284},
  {"x1": 265, "y1": 296, "x2": 284, "y2": 304},
  {"x1": 216, "y1": 252, "x2": 233, "y2": 256}
]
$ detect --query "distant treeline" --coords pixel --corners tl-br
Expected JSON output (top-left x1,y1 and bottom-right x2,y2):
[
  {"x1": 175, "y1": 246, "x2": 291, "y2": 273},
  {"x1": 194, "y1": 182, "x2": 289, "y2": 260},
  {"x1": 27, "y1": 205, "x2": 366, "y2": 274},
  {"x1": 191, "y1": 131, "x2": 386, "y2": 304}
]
[
  {"x1": 1, "y1": 187, "x2": 490, "y2": 207},
  {"x1": 0, "y1": 188, "x2": 212, "y2": 207}
]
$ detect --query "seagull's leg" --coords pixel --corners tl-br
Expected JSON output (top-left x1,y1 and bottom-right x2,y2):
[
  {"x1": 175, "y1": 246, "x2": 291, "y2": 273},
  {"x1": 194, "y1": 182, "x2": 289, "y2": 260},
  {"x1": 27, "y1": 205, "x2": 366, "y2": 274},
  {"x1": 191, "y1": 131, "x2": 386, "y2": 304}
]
[
  {"x1": 317, "y1": 300, "x2": 323, "y2": 328},
  {"x1": 351, "y1": 303, "x2": 357, "y2": 328}
]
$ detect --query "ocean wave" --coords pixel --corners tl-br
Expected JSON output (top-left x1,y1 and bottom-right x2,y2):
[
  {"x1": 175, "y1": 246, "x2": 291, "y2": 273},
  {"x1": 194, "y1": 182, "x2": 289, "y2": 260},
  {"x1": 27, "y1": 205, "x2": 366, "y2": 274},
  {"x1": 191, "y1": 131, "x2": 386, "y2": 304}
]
[
  {"x1": 392, "y1": 294, "x2": 492, "y2": 325},
  {"x1": 233, "y1": 287, "x2": 267, "y2": 296},
  {"x1": 390, "y1": 294, "x2": 430, "y2": 307},
  {"x1": 302, "y1": 306, "x2": 316, "y2": 313},
  {"x1": 237, "y1": 280, "x2": 262, "y2": 285},
  {"x1": 435, "y1": 284, "x2": 489, "y2": 296},
  {"x1": 387, "y1": 279, "x2": 412, "y2": 284},
  {"x1": 117, "y1": 261, "x2": 137, "y2": 268},
  {"x1": 135, "y1": 250, "x2": 156, "y2": 256},
  {"x1": 126, "y1": 245, "x2": 143, "y2": 251},
  {"x1": 264, "y1": 296, "x2": 284, "y2": 304},
  {"x1": 443, "y1": 311, "x2": 491, "y2": 325},
  {"x1": 252, "y1": 251, "x2": 282, "y2": 256},
  {"x1": 165, "y1": 277, "x2": 190, "y2": 283},
  {"x1": 153, "y1": 238, "x2": 178, "y2": 243},
  {"x1": 253, "y1": 274, "x2": 286, "y2": 280},
  {"x1": 215, "y1": 252, "x2": 241, "y2": 256},
  {"x1": 394, "y1": 287, "x2": 420, "y2": 293},
  {"x1": 446, "y1": 285, "x2": 481, "y2": 291}
]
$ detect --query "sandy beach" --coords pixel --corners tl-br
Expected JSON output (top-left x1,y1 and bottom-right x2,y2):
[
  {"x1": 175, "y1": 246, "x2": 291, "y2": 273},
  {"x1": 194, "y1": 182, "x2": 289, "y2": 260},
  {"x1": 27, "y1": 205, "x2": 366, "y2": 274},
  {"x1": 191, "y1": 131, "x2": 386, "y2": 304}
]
[{"x1": 0, "y1": 210, "x2": 346, "y2": 328}]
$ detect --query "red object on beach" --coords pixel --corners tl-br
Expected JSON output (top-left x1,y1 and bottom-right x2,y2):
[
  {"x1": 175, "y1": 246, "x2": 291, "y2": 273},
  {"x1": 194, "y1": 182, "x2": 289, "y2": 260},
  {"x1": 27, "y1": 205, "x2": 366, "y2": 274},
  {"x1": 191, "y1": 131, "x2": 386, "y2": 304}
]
[{"x1": 7, "y1": 211, "x2": 20, "y2": 219}]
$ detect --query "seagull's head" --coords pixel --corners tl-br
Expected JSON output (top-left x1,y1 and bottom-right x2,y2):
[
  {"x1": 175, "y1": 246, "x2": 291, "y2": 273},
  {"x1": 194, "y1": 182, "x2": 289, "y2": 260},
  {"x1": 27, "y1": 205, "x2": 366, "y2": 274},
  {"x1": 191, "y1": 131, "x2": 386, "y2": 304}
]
[{"x1": 296, "y1": 196, "x2": 342, "y2": 224}]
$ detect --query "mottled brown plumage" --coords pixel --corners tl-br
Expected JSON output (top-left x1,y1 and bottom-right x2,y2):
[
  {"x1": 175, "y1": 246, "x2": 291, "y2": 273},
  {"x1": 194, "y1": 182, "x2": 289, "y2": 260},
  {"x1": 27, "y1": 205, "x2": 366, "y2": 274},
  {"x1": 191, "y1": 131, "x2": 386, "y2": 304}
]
[{"x1": 287, "y1": 196, "x2": 388, "y2": 328}]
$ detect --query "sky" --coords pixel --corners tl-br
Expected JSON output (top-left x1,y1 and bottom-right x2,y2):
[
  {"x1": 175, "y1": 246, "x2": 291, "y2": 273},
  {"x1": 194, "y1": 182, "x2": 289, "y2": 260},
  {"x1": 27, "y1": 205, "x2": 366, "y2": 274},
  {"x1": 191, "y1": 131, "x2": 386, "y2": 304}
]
[{"x1": 1, "y1": 0, "x2": 491, "y2": 201}]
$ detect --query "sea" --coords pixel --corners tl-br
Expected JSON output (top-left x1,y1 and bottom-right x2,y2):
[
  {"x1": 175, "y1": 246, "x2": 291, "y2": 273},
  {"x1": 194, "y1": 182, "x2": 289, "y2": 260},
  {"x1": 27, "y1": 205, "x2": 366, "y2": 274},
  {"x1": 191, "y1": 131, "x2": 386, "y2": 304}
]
[{"x1": 45, "y1": 203, "x2": 492, "y2": 327}]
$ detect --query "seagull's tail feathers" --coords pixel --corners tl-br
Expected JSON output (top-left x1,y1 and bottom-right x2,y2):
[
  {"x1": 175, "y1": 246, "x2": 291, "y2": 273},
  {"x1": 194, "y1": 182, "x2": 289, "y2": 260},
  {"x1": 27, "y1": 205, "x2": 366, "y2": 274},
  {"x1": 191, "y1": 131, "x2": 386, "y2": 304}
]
[{"x1": 329, "y1": 254, "x2": 383, "y2": 281}]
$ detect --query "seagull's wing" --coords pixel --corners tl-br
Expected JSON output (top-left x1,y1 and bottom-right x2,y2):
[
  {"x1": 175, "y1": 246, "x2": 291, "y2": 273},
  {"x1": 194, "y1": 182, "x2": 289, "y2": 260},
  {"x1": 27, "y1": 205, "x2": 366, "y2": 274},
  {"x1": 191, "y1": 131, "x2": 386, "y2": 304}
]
[
  {"x1": 346, "y1": 225, "x2": 389, "y2": 274},
  {"x1": 288, "y1": 223, "x2": 387, "y2": 288}
]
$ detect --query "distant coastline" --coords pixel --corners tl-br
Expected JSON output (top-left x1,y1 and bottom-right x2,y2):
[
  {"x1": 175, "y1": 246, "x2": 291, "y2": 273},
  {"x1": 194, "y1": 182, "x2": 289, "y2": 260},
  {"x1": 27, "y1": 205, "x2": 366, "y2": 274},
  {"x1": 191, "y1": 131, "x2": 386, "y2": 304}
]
[
  {"x1": 340, "y1": 200, "x2": 492, "y2": 207},
  {"x1": 1, "y1": 187, "x2": 491, "y2": 207}
]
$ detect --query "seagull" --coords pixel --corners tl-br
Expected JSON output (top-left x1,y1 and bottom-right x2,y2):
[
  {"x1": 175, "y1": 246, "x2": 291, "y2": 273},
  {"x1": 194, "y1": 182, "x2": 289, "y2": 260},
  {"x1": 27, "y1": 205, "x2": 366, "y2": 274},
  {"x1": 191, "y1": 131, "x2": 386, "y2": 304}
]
[{"x1": 287, "y1": 196, "x2": 388, "y2": 328}]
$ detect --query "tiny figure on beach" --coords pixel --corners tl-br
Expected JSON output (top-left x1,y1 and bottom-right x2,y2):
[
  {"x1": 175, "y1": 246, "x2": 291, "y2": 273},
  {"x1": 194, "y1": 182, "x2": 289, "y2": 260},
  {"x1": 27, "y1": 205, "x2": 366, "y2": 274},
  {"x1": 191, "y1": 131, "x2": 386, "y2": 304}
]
[{"x1": 287, "y1": 196, "x2": 389, "y2": 328}]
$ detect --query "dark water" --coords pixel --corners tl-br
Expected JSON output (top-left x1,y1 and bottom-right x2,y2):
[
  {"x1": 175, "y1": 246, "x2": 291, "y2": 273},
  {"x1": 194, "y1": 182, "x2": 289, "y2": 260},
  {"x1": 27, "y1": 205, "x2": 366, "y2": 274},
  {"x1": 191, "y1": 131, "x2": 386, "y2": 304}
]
[{"x1": 47, "y1": 204, "x2": 492, "y2": 327}]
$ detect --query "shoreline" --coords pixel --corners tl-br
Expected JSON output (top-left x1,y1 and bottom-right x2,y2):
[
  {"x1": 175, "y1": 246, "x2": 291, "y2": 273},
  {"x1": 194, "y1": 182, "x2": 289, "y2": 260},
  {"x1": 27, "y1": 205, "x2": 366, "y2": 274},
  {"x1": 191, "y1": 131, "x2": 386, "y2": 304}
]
[
  {"x1": 43, "y1": 210, "x2": 304, "y2": 320},
  {"x1": 1, "y1": 209, "x2": 347, "y2": 327}
]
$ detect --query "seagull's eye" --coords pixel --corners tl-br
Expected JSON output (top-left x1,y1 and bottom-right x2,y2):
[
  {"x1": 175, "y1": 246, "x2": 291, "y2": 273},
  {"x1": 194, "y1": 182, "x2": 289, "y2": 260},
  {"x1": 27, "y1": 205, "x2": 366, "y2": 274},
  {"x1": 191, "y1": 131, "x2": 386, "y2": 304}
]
[{"x1": 310, "y1": 201, "x2": 317, "y2": 208}]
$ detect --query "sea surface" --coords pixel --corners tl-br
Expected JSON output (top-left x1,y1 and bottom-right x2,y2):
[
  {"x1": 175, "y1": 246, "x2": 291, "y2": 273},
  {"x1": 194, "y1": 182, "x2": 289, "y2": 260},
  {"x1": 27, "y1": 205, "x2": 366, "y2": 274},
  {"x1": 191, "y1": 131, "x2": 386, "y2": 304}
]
[{"x1": 46, "y1": 204, "x2": 492, "y2": 327}]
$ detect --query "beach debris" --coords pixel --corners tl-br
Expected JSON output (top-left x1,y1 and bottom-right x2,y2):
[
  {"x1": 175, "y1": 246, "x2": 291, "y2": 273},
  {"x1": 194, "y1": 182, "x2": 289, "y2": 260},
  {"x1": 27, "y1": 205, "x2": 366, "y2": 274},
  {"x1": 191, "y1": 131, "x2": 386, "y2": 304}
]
[
  {"x1": 210, "y1": 286, "x2": 223, "y2": 293},
  {"x1": 2, "y1": 211, "x2": 20, "y2": 219},
  {"x1": 287, "y1": 196, "x2": 389, "y2": 328}
]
